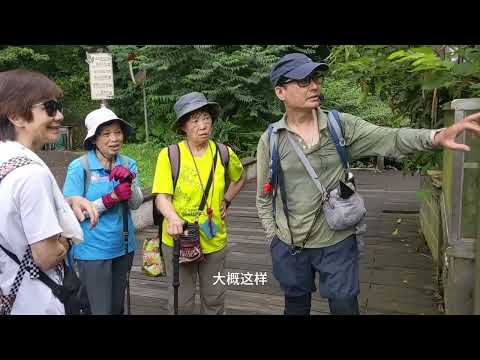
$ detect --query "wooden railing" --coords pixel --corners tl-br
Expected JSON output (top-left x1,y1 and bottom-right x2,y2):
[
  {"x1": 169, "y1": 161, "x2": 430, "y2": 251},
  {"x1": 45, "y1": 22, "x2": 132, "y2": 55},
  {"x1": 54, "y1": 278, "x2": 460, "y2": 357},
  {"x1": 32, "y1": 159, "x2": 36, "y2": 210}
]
[{"x1": 420, "y1": 98, "x2": 480, "y2": 314}]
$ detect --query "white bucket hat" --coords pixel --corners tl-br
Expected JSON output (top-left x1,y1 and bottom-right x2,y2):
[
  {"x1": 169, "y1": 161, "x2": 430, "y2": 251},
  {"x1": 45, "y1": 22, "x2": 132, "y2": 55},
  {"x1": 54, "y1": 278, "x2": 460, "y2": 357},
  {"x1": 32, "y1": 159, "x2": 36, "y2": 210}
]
[{"x1": 83, "y1": 107, "x2": 133, "y2": 150}]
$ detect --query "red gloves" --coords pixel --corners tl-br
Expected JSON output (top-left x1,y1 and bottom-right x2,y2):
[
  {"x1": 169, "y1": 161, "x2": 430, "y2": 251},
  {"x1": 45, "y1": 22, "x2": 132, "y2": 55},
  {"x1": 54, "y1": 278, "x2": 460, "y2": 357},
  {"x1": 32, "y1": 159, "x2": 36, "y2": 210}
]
[
  {"x1": 109, "y1": 166, "x2": 135, "y2": 184},
  {"x1": 101, "y1": 166, "x2": 135, "y2": 209},
  {"x1": 102, "y1": 182, "x2": 132, "y2": 209},
  {"x1": 113, "y1": 182, "x2": 132, "y2": 201}
]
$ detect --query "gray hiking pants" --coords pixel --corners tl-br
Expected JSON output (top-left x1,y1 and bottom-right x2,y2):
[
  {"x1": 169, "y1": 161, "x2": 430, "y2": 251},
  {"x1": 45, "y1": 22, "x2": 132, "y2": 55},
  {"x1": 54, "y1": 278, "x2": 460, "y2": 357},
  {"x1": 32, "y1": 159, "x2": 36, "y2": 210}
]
[
  {"x1": 76, "y1": 252, "x2": 134, "y2": 315},
  {"x1": 162, "y1": 244, "x2": 226, "y2": 315}
]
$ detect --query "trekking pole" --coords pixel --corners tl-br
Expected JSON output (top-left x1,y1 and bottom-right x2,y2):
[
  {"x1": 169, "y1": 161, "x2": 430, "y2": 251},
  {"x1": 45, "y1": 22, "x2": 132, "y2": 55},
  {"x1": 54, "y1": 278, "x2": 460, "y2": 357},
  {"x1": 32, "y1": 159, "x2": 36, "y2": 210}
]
[
  {"x1": 172, "y1": 229, "x2": 182, "y2": 315},
  {"x1": 123, "y1": 202, "x2": 131, "y2": 315}
]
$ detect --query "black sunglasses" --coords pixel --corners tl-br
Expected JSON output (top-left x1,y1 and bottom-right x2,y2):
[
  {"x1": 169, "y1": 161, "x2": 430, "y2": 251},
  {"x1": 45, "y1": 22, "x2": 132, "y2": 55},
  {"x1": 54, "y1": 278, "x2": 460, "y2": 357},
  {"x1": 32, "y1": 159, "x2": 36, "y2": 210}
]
[{"x1": 32, "y1": 99, "x2": 64, "y2": 117}]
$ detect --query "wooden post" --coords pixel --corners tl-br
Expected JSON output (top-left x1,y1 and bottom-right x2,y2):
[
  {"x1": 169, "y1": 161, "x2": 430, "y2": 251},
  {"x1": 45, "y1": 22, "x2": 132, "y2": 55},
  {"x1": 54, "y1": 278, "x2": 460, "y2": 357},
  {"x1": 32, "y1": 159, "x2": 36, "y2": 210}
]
[
  {"x1": 376, "y1": 156, "x2": 385, "y2": 171},
  {"x1": 143, "y1": 84, "x2": 149, "y2": 143},
  {"x1": 474, "y1": 171, "x2": 480, "y2": 314}
]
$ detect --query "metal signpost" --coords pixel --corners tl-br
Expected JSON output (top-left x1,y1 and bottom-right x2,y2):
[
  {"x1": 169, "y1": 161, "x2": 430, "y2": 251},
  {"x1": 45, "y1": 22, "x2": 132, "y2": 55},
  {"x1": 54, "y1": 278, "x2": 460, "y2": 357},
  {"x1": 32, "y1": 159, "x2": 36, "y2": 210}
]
[{"x1": 86, "y1": 50, "x2": 131, "y2": 315}]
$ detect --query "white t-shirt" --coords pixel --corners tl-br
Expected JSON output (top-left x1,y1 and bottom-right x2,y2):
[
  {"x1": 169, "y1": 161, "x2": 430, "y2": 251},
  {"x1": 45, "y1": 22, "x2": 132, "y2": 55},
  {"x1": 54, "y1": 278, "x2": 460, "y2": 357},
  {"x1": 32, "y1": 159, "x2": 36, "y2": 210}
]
[{"x1": 0, "y1": 142, "x2": 65, "y2": 315}]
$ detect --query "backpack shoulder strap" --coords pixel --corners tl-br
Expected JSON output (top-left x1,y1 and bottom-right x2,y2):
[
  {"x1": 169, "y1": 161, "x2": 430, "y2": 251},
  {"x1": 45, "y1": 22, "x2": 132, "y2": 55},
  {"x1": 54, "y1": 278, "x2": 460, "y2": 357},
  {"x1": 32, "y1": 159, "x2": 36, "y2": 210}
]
[
  {"x1": 266, "y1": 122, "x2": 294, "y2": 247},
  {"x1": 167, "y1": 144, "x2": 181, "y2": 190},
  {"x1": 267, "y1": 122, "x2": 281, "y2": 190},
  {"x1": 118, "y1": 154, "x2": 129, "y2": 169},
  {"x1": 215, "y1": 142, "x2": 230, "y2": 170},
  {"x1": 267, "y1": 123, "x2": 280, "y2": 159},
  {"x1": 327, "y1": 109, "x2": 350, "y2": 169},
  {"x1": 0, "y1": 156, "x2": 34, "y2": 183},
  {"x1": 153, "y1": 144, "x2": 179, "y2": 227},
  {"x1": 79, "y1": 154, "x2": 90, "y2": 196},
  {"x1": 266, "y1": 121, "x2": 282, "y2": 219}
]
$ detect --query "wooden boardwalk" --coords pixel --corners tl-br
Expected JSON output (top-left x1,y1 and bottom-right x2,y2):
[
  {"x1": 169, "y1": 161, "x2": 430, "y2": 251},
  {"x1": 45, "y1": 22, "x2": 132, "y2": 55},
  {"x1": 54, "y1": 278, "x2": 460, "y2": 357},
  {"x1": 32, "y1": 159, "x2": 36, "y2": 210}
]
[{"x1": 129, "y1": 170, "x2": 442, "y2": 315}]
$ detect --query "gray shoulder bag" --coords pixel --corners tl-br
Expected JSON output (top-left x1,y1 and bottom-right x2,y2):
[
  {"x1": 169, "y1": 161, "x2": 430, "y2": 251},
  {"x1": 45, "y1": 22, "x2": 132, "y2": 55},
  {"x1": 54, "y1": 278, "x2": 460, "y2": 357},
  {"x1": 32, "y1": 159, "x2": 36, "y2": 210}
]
[{"x1": 286, "y1": 134, "x2": 367, "y2": 231}]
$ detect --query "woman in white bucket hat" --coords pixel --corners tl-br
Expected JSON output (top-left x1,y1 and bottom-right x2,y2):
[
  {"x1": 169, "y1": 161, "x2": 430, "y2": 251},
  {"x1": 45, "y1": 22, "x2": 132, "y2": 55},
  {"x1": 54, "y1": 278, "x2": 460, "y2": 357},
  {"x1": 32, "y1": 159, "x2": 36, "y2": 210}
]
[{"x1": 63, "y1": 106, "x2": 143, "y2": 314}]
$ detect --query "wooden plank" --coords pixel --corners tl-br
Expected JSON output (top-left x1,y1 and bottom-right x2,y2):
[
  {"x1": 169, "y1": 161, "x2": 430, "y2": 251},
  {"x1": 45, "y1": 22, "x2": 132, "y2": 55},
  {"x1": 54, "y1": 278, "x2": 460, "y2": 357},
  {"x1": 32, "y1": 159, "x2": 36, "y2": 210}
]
[{"x1": 129, "y1": 170, "x2": 440, "y2": 315}]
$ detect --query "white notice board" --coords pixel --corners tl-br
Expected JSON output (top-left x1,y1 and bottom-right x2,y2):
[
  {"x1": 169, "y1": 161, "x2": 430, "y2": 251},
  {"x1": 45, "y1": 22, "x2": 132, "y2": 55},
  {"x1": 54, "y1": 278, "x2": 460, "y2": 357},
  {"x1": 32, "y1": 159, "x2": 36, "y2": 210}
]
[{"x1": 87, "y1": 52, "x2": 114, "y2": 100}]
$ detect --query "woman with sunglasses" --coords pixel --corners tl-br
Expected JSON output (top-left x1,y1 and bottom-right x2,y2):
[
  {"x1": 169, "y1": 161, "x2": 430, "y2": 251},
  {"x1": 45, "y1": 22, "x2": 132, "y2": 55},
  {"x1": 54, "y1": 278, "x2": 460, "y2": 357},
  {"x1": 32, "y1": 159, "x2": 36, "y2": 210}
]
[
  {"x1": 0, "y1": 69, "x2": 98, "y2": 315},
  {"x1": 63, "y1": 106, "x2": 143, "y2": 315}
]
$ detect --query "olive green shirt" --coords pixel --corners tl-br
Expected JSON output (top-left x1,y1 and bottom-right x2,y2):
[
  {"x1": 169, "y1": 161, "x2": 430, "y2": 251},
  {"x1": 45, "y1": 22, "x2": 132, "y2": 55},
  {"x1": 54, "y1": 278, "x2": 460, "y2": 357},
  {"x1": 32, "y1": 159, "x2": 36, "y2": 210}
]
[{"x1": 256, "y1": 108, "x2": 436, "y2": 248}]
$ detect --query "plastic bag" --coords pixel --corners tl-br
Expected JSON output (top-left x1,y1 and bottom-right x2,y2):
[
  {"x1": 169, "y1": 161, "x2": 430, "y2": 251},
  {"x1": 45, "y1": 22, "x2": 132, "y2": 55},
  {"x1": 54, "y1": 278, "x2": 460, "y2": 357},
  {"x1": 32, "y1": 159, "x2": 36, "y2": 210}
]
[{"x1": 142, "y1": 237, "x2": 166, "y2": 277}]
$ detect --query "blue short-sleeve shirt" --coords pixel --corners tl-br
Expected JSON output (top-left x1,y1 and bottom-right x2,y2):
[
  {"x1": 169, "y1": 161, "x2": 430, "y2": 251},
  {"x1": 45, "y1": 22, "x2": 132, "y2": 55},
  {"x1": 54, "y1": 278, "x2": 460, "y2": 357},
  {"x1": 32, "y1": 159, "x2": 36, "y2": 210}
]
[{"x1": 63, "y1": 150, "x2": 139, "y2": 260}]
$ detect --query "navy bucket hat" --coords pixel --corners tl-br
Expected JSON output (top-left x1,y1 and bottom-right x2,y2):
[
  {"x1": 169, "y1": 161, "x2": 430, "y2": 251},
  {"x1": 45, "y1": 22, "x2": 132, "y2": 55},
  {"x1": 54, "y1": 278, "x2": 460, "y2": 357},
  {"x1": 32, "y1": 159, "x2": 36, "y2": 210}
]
[
  {"x1": 173, "y1": 92, "x2": 221, "y2": 132},
  {"x1": 270, "y1": 53, "x2": 329, "y2": 87}
]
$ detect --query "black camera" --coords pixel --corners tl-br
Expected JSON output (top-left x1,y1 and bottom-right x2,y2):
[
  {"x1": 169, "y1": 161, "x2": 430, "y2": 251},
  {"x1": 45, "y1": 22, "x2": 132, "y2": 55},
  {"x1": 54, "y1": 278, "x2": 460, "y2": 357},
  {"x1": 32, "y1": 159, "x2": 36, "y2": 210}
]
[{"x1": 339, "y1": 171, "x2": 356, "y2": 199}]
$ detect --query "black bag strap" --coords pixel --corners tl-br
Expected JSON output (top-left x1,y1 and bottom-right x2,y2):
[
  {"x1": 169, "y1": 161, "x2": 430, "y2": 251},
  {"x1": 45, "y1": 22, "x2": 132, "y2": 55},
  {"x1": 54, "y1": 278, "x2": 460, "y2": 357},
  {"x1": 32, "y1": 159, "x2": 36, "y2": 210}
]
[
  {"x1": 0, "y1": 244, "x2": 19, "y2": 264},
  {"x1": 272, "y1": 130, "x2": 325, "y2": 252},
  {"x1": 198, "y1": 145, "x2": 219, "y2": 213},
  {"x1": 0, "y1": 244, "x2": 65, "y2": 302}
]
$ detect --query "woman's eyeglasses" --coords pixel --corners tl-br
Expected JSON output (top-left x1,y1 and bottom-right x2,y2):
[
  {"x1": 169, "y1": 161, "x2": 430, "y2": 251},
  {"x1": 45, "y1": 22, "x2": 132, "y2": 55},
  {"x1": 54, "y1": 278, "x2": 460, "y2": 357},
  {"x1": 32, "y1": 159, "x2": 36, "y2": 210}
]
[{"x1": 31, "y1": 99, "x2": 64, "y2": 117}]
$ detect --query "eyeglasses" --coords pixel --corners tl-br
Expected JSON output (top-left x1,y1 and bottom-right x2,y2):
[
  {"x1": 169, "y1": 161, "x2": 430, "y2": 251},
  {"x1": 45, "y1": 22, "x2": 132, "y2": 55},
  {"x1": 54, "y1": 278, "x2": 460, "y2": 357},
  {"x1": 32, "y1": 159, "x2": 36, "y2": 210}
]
[
  {"x1": 281, "y1": 72, "x2": 324, "y2": 88},
  {"x1": 31, "y1": 99, "x2": 64, "y2": 117}
]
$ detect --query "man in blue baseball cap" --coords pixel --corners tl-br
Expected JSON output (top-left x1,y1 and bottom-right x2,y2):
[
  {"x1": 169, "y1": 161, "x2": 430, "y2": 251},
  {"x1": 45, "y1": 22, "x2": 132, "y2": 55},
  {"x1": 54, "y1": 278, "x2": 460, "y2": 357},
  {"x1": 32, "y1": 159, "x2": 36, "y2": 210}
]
[
  {"x1": 256, "y1": 52, "x2": 480, "y2": 315},
  {"x1": 269, "y1": 52, "x2": 329, "y2": 87}
]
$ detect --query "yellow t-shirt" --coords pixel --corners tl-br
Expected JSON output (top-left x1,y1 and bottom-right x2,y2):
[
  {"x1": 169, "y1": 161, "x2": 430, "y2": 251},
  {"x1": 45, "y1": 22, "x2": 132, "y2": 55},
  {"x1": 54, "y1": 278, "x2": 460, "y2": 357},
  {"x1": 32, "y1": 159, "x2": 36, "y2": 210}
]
[{"x1": 152, "y1": 140, "x2": 244, "y2": 254}]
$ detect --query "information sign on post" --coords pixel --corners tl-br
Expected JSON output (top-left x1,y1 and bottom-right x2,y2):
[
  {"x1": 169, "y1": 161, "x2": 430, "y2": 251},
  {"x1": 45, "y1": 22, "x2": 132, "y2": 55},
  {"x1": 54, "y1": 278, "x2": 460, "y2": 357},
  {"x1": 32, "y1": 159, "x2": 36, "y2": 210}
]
[{"x1": 87, "y1": 52, "x2": 114, "y2": 101}]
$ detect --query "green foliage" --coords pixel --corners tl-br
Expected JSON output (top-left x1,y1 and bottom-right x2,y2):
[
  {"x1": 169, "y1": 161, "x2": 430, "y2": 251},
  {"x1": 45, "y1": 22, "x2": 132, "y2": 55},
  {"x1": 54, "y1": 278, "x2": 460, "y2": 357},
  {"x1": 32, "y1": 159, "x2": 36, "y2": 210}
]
[
  {"x1": 329, "y1": 45, "x2": 433, "y2": 129},
  {"x1": 121, "y1": 142, "x2": 163, "y2": 188},
  {"x1": 5, "y1": 44, "x2": 458, "y2": 175},
  {"x1": 387, "y1": 46, "x2": 480, "y2": 98},
  {"x1": 329, "y1": 45, "x2": 480, "y2": 172},
  {"x1": 330, "y1": 45, "x2": 480, "y2": 127},
  {"x1": 107, "y1": 45, "x2": 328, "y2": 142},
  {"x1": 212, "y1": 117, "x2": 263, "y2": 158},
  {"x1": 322, "y1": 78, "x2": 407, "y2": 127},
  {"x1": 0, "y1": 46, "x2": 49, "y2": 68},
  {"x1": 102, "y1": 45, "x2": 331, "y2": 160}
]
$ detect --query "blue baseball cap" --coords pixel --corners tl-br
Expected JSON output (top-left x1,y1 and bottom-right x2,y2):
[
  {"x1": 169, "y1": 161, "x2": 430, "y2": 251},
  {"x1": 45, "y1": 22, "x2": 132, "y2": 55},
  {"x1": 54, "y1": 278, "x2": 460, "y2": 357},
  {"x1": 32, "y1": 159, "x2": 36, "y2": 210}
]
[{"x1": 270, "y1": 53, "x2": 329, "y2": 87}]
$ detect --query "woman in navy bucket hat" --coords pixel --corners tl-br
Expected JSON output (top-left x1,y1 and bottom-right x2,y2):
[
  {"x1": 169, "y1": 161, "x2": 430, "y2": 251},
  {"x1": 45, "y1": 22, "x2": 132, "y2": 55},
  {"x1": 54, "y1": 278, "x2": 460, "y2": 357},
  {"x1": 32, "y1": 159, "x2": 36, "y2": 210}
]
[
  {"x1": 172, "y1": 92, "x2": 220, "y2": 132},
  {"x1": 152, "y1": 91, "x2": 246, "y2": 314}
]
